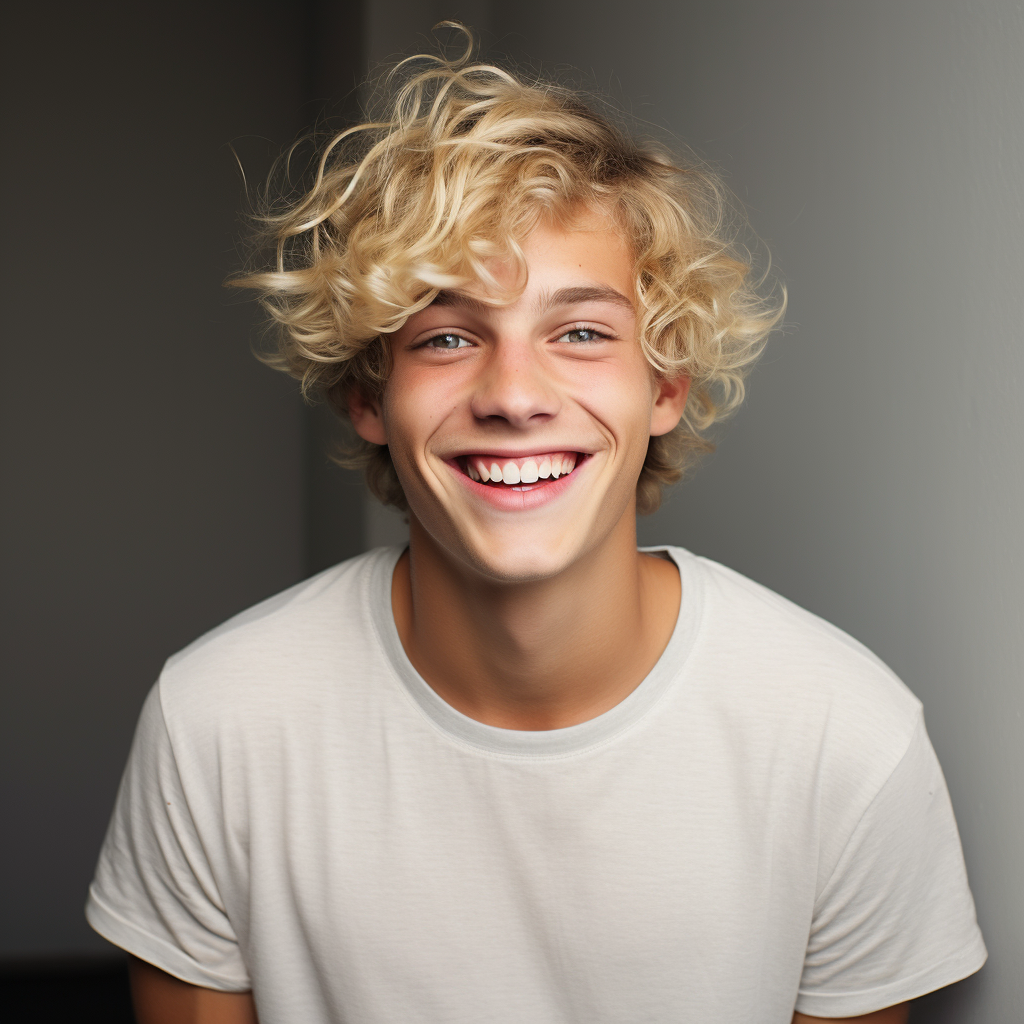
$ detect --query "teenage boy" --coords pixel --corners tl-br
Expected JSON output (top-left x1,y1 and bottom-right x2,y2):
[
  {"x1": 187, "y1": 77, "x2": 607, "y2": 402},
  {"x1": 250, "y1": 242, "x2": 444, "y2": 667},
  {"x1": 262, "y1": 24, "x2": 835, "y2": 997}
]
[{"x1": 87, "y1": 38, "x2": 986, "y2": 1024}]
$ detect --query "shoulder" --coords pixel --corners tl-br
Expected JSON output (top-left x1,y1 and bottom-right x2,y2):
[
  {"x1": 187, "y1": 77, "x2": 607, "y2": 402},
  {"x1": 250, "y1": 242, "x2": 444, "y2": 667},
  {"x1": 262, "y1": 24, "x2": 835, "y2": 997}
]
[
  {"x1": 670, "y1": 546, "x2": 924, "y2": 795},
  {"x1": 155, "y1": 546, "x2": 400, "y2": 738},
  {"x1": 678, "y1": 547, "x2": 920, "y2": 712}
]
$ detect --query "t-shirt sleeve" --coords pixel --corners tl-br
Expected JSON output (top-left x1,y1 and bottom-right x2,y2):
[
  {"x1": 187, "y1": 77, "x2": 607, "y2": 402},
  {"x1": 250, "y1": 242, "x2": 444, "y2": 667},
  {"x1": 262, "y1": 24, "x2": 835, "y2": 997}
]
[
  {"x1": 85, "y1": 684, "x2": 251, "y2": 991},
  {"x1": 795, "y1": 714, "x2": 986, "y2": 1017}
]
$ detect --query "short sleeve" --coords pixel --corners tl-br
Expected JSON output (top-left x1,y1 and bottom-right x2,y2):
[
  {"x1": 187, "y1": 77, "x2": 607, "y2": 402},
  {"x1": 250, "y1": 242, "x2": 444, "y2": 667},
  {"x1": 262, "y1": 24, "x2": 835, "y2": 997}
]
[
  {"x1": 85, "y1": 684, "x2": 251, "y2": 991},
  {"x1": 796, "y1": 714, "x2": 986, "y2": 1017}
]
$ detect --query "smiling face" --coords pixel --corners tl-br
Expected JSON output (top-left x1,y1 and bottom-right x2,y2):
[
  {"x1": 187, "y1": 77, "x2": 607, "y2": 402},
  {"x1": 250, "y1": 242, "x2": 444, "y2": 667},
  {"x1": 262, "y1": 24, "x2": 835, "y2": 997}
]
[{"x1": 349, "y1": 209, "x2": 689, "y2": 583}]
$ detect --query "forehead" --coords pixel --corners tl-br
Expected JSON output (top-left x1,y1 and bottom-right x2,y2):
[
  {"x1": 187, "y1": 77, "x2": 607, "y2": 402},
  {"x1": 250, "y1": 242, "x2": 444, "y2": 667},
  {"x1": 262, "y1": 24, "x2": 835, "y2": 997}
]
[{"x1": 451, "y1": 208, "x2": 636, "y2": 310}]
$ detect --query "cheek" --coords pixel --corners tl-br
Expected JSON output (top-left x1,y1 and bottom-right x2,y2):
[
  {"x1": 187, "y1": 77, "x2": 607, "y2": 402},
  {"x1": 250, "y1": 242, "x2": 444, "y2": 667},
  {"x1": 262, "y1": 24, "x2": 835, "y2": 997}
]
[
  {"x1": 568, "y1": 363, "x2": 656, "y2": 443},
  {"x1": 381, "y1": 366, "x2": 460, "y2": 459}
]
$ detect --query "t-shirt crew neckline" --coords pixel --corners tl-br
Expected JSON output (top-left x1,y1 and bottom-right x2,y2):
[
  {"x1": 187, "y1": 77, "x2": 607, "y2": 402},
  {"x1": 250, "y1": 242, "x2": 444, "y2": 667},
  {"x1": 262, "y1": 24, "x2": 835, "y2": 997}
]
[{"x1": 369, "y1": 545, "x2": 705, "y2": 759}]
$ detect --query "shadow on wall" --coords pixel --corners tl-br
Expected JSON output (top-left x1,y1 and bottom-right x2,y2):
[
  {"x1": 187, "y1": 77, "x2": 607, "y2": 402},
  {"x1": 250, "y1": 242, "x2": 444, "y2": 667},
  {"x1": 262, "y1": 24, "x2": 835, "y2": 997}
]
[{"x1": 910, "y1": 972, "x2": 986, "y2": 1023}]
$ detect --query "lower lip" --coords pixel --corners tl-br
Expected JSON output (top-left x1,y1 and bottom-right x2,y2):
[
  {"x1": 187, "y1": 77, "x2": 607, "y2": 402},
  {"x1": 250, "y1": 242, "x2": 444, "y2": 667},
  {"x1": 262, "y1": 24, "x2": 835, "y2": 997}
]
[{"x1": 446, "y1": 457, "x2": 589, "y2": 511}]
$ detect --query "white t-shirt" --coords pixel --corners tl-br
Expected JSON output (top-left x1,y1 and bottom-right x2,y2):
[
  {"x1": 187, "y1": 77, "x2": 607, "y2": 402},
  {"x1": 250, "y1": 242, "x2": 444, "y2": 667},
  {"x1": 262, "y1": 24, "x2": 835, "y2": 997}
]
[{"x1": 87, "y1": 546, "x2": 985, "y2": 1022}]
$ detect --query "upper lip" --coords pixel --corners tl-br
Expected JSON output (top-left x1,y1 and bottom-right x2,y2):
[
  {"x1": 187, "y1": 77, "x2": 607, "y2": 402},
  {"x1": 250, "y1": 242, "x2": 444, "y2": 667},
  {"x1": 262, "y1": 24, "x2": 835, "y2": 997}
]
[{"x1": 443, "y1": 446, "x2": 595, "y2": 460}]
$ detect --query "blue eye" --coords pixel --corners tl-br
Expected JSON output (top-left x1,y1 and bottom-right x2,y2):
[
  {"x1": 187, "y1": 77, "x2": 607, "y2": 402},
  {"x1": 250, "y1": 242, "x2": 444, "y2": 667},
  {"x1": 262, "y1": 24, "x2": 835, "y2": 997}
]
[
  {"x1": 560, "y1": 328, "x2": 606, "y2": 344},
  {"x1": 425, "y1": 333, "x2": 472, "y2": 350}
]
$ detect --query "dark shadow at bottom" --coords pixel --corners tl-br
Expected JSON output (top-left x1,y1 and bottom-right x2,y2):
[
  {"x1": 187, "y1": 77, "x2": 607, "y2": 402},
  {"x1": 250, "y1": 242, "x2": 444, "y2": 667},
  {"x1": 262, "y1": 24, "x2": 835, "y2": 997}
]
[{"x1": 0, "y1": 957, "x2": 134, "y2": 1023}]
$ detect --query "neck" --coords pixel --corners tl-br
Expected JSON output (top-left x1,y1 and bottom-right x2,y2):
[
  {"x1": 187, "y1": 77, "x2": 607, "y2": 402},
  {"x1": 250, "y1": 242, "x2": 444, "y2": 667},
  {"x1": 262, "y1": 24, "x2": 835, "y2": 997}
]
[{"x1": 392, "y1": 515, "x2": 681, "y2": 730}]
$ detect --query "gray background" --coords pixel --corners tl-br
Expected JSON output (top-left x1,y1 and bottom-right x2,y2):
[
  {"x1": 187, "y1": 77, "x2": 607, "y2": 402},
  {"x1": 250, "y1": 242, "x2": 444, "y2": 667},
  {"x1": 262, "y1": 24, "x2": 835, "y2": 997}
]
[{"x1": 3, "y1": 2, "x2": 1020, "y2": 1020}]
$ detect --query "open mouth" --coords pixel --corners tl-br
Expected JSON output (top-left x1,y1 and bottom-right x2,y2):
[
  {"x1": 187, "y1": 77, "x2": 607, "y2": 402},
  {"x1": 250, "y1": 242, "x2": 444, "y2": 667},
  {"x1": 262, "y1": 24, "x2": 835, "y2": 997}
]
[{"x1": 456, "y1": 451, "x2": 587, "y2": 489}]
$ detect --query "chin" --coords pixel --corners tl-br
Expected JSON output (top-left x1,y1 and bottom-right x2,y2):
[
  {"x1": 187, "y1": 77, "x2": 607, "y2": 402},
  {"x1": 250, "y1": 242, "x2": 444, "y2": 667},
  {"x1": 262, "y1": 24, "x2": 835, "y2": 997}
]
[
  {"x1": 451, "y1": 519, "x2": 599, "y2": 586},
  {"x1": 466, "y1": 548, "x2": 573, "y2": 585}
]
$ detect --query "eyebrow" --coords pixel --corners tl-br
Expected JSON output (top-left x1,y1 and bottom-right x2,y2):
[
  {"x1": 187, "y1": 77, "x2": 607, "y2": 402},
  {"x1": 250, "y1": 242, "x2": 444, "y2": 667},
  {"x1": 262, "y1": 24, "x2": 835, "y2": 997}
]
[
  {"x1": 537, "y1": 285, "x2": 635, "y2": 315},
  {"x1": 431, "y1": 290, "x2": 494, "y2": 315},
  {"x1": 430, "y1": 284, "x2": 634, "y2": 316}
]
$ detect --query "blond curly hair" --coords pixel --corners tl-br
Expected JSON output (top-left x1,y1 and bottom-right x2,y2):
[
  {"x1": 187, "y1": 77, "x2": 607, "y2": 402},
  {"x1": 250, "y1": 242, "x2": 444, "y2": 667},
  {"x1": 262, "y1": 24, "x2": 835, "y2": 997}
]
[{"x1": 231, "y1": 26, "x2": 784, "y2": 514}]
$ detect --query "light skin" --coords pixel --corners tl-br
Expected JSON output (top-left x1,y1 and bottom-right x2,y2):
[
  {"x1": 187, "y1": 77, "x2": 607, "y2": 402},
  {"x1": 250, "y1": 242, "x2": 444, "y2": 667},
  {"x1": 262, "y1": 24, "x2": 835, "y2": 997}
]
[
  {"x1": 129, "y1": 212, "x2": 910, "y2": 1023},
  {"x1": 129, "y1": 957, "x2": 258, "y2": 1024}
]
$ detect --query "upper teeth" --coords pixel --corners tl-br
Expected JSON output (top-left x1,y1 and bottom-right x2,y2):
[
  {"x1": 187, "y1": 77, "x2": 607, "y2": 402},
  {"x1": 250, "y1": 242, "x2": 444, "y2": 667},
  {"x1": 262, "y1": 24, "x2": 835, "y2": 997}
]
[{"x1": 465, "y1": 452, "x2": 578, "y2": 485}]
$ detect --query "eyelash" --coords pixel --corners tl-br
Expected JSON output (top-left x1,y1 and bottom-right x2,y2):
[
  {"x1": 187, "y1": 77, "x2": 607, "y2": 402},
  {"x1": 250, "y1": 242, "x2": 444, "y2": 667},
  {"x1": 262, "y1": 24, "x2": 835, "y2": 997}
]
[{"x1": 418, "y1": 325, "x2": 612, "y2": 351}]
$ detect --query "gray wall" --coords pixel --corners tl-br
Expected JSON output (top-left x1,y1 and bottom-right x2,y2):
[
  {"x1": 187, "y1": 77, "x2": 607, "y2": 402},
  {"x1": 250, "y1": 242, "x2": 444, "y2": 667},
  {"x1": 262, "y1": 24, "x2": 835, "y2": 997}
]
[
  {"x1": 489, "y1": 1, "x2": 1022, "y2": 1020},
  {"x1": 1, "y1": 1, "x2": 315, "y2": 959},
  {"x1": 305, "y1": 0, "x2": 369, "y2": 574}
]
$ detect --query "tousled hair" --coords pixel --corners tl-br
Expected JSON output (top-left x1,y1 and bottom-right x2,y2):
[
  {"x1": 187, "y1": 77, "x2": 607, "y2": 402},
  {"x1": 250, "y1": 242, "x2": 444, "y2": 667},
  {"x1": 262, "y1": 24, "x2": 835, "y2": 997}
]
[{"x1": 231, "y1": 25, "x2": 784, "y2": 514}]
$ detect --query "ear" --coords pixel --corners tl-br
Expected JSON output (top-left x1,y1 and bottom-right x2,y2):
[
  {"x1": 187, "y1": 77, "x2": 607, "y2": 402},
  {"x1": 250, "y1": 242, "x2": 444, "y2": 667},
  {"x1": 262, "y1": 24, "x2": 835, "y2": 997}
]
[
  {"x1": 347, "y1": 388, "x2": 388, "y2": 445},
  {"x1": 650, "y1": 373, "x2": 690, "y2": 437}
]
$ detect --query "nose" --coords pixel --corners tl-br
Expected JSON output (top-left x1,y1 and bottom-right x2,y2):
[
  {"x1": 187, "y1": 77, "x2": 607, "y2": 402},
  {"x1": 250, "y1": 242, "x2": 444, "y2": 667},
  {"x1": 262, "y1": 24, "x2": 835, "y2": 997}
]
[{"x1": 469, "y1": 340, "x2": 561, "y2": 428}]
